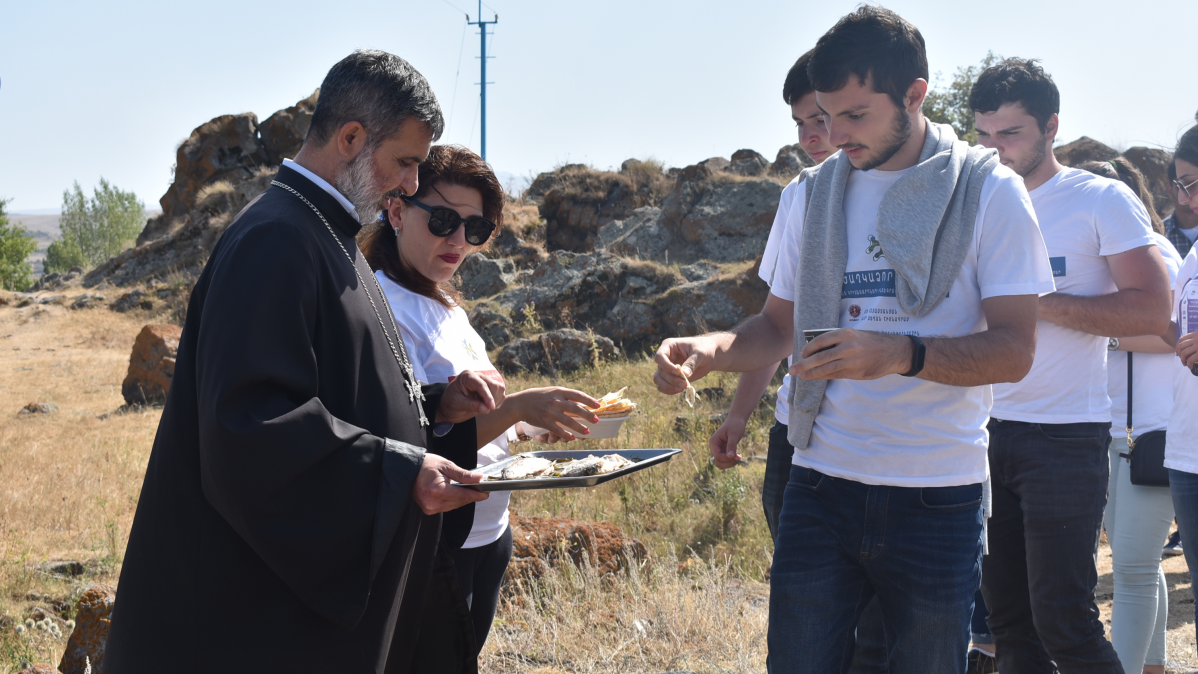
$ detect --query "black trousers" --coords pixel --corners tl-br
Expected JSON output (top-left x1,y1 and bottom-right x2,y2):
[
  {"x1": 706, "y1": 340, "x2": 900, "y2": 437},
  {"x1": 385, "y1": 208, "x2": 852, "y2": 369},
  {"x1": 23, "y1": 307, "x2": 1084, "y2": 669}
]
[
  {"x1": 982, "y1": 419, "x2": 1123, "y2": 674},
  {"x1": 450, "y1": 525, "x2": 514, "y2": 654}
]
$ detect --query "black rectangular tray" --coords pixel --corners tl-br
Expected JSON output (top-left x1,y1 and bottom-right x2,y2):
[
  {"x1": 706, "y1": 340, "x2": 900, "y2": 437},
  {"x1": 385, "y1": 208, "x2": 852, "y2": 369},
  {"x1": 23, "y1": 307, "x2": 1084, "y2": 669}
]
[{"x1": 459, "y1": 448, "x2": 682, "y2": 492}]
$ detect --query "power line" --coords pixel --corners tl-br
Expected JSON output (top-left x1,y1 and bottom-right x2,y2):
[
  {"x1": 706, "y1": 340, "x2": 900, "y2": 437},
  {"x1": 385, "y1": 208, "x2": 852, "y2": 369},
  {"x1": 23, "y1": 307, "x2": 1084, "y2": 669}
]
[{"x1": 445, "y1": 21, "x2": 469, "y2": 138}]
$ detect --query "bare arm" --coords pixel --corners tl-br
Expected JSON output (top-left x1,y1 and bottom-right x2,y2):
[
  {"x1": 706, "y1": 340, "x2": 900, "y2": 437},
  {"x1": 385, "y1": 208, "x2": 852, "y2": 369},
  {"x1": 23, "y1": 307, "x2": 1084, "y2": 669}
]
[
  {"x1": 653, "y1": 293, "x2": 795, "y2": 395},
  {"x1": 708, "y1": 361, "x2": 779, "y2": 469},
  {"x1": 1039, "y1": 245, "x2": 1171, "y2": 337},
  {"x1": 473, "y1": 387, "x2": 600, "y2": 449},
  {"x1": 791, "y1": 294, "x2": 1039, "y2": 387},
  {"x1": 1117, "y1": 335, "x2": 1175, "y2": 354}
]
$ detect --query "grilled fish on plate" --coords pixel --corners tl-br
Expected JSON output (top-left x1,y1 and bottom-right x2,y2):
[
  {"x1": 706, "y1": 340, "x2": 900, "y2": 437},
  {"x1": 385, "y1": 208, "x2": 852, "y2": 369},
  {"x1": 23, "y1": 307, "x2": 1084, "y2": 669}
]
[{"x1": 500, "y1": 455, "x2": 555, "y2": 480}]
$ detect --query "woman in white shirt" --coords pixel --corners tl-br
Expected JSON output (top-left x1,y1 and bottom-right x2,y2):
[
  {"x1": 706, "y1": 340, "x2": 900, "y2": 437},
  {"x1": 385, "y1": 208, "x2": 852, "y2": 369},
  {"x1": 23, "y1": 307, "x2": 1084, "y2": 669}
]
[
  {"x1": 359, "y1": 144, "x2": 601, "y2": 654},
  {"x1": 1081, "y1": 158, "x2": 1181, "y2": 674},
  {"x1": 1165, "y1": 125, "x2": 1198, "y2": 656}
]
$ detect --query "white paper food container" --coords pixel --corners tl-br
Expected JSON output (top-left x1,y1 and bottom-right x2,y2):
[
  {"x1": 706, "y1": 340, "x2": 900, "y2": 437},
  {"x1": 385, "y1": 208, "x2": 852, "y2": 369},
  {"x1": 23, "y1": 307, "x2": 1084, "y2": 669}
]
[{"x1": 577, "y1": 415, "x2": 631, "y2": 439}]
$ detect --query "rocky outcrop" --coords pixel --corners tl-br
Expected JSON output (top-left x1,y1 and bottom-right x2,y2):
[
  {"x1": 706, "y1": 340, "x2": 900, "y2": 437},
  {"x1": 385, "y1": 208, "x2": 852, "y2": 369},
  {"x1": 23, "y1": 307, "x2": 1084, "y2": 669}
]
[
  {"x1": 1054, "y1": 136, "x2": 1119, "y2": 167},
  {"x1": 59, "y1": 584, "x2": 115, "y2": 674},
  {"x1": 260, "y1": 90, "x2": 318, "y2": 165},
  {"x1": 770, "y1": 143, "x2": 815, "y2": 180},
  {"x1": 659, "y1": 166, "x2": 783, "y2": 263},
  {"x1": 495, "y1": 329, "x2": 617, "y2": 374},
  {"x1": 122, "y1": 324, "x2": 181, "y2": 405},
  {"x1": 505, "y1": 513, "x2": 648, "y2": 581},
  {"x1": 458, "y1": 252, "x2": 515, "y2": 299},
  {"x1": 140, "y1": 113, "x2": 268, "y2": 245},
  {"x1": 86, "y1": 168, "x2": 276, "y2": 289},
  {"x1": 727, "y1": 149, "x2": 769, "y2": 177},
  {"x1": 539, "y1": 162, "x2": 674, "y2": 252},
  {"x1": 467, "y1": 304, "x2": 515, "y2": 350}
]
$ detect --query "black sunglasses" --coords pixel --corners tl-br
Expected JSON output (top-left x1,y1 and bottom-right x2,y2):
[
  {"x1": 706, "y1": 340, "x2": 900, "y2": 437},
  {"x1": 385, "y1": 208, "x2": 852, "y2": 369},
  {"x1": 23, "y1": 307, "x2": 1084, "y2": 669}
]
[{"x1": 399, "y1": 195, "x2": 496, "y2": 246}]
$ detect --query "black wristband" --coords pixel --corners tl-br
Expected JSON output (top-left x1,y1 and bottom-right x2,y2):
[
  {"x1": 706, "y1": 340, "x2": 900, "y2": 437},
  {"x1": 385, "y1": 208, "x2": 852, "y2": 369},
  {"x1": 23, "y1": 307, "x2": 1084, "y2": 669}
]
[{"x1": 899, "y1": 335, "x2": 926, "y2": 377}]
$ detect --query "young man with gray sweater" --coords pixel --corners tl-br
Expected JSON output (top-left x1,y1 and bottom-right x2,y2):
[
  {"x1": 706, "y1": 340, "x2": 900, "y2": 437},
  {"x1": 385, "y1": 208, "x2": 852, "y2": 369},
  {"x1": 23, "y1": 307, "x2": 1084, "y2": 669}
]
[
  {"x1": 972, "y1": 59, "x2": 1172, "y2": 674},
  {"x1": 651, "y1": 8, "x2": 1054, "y2": 672}
]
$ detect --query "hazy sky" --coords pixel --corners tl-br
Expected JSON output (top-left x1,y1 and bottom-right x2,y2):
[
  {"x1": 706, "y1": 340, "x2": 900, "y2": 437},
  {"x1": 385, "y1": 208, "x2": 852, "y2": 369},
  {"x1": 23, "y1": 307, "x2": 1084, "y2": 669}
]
[{"x1": 2, "y1": 0, "x2": 1195, "y2": 212}]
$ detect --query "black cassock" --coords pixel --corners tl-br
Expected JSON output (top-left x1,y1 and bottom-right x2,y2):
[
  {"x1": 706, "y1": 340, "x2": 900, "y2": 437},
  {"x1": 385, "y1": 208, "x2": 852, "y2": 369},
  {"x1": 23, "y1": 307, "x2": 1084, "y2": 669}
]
[{"x1": 106, "y1": 165, "x2": 478, "y2": 673}]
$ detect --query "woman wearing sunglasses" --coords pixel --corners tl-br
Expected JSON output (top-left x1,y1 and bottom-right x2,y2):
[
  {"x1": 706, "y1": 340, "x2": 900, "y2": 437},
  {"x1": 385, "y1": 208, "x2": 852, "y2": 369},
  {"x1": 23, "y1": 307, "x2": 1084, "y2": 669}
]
[
  {"x1": 358, "y1": 144, "x2": 600, "y2": 656},
  {"x1": 1163, "y1": 124, "x2": 1198, "y2": 657}
]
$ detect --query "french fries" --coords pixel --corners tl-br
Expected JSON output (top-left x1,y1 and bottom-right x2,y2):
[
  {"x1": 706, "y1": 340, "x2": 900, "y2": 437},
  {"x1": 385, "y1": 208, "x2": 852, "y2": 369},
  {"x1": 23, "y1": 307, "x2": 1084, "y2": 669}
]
[{"x1": 588, "y1": 387, "x2": 638, "y2": 418}]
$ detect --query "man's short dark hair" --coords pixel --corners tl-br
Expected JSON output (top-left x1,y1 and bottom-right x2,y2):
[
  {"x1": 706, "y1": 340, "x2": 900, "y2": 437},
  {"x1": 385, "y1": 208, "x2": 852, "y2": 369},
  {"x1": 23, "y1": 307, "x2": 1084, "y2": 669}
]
[
  {"x1": 968, "y1": 58, "x2": 1060, "y2": 133},
  {"x1": 806, "y1": 6, "x2": 929, "y2": 110},
  {"x1": 783, "y1": 49, "x2": 816, "y2": 105},
  {"x1": 307, "y1": 50, "x2": 444, "y2": 148}
]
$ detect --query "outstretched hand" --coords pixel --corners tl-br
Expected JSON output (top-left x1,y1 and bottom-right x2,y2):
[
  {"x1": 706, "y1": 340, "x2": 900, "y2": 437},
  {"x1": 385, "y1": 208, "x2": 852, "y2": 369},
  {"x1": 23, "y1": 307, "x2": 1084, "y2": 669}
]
[
  {"x1": 412, "y1": 453, "x2": 489, "y2": 515},
  {"x1": 438, "y1": 370, "x2": 506, "y2": 424},
  {"x1": 653, "y1": 338, "x2": 716, "y2": 395}
]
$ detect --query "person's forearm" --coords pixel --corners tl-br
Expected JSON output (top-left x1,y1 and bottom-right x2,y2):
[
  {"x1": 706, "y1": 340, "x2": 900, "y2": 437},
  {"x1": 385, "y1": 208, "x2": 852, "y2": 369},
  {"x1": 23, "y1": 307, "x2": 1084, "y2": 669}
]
[
  {"x1": 714, "y1": 315, "x2": 794, "y2": 373},
  {"x1": 1117, "y1": 334, "x2": 1175, "y2": 354},
  {"x1": 1164, "y1": 321, "x2": 1180, "y2": 348},
  {"x1": 727, "y1": 362, "x2": 779, "y2": 422},
  {"x1": 920, "y1": 326, "x2": 1035, "y2": 387},
  {"x1": 474, "y1": 391, "x2": 525, "y2": 450},
  {"x1": 1040, "y1": 290, "x2": 1171, "y2": 337}
]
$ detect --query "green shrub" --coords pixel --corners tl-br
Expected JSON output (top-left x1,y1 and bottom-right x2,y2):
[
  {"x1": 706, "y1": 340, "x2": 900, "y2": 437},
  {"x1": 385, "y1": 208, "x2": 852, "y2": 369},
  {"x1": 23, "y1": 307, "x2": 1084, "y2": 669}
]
[
  {"x1": 0, "y1": 198, "x2": 38, "y2": 291},
  {"x1": 45, "y1": 178, "x2": 145, "y2": 273}
]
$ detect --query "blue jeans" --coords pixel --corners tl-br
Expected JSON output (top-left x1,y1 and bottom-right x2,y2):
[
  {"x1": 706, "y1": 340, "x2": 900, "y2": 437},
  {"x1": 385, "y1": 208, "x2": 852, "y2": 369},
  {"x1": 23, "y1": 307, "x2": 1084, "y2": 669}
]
[
  {"x1": 983, "y1": 419, "x2": 1122, "y2": 674},
  {"x1": 1170, "y1": 468, "x2": 1198, "y2": 653},
  {"x1": 769, "y1": 464, "x2": 982, "y2": 674}
]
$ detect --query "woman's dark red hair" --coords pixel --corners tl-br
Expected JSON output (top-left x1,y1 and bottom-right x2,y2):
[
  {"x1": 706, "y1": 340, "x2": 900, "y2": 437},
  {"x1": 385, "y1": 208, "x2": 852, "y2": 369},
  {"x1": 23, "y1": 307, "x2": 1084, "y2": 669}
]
[{"x1": 358, "y1": 144, "x2": 504, "y2": 308}]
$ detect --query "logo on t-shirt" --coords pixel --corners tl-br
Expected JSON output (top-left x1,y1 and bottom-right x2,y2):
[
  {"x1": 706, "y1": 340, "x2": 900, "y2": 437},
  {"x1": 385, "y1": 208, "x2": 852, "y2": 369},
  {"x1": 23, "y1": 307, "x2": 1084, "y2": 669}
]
[
  {"x1": 843, "y1": 269, "x2": 896, "y2": 298},
  {"x1": 849, "y1": 304, "x2": 862, "y2": 318},
  {"x1": 1049, "y1": 256, "x2": 1067, "y2": 277},
  {"x1": 866, "y1": 235, "x2": 885, "y2": 261}
]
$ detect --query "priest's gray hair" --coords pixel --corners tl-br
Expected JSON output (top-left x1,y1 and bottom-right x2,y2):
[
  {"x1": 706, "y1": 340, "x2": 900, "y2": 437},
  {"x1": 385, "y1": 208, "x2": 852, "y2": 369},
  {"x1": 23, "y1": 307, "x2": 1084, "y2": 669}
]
[{"x1": 307, "y1": 49, "x2": 445, "y2": 149}]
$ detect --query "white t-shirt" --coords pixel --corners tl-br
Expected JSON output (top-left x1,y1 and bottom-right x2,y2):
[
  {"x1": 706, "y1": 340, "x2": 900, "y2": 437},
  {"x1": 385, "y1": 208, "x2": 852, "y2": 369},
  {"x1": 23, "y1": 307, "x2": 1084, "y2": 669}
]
[
  {"x1": 771, "y1": 163, "x2": 1054, "y2": 487},
  {"x1": 760, "y1": 175, "x2": 805, "y2": 426},
  {"x1": 1167, "y1": 246, "x2": 1198, "y2": 474},
  {"x1": 376, "y1": 271, "x2": 511, "y2": 549},
  {"x1": 992, "y1": 168, "x2": 1157, "y2": 423},
  {"x1": 1107, "y1": 233, "x2": 1182, "y2": 438}
]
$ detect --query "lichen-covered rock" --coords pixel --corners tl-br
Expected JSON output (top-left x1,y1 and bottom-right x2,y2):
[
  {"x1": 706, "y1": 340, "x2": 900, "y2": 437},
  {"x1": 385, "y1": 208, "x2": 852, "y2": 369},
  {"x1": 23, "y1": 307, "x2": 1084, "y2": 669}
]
[
  {"x1": 21, "y1": 402, "x2": 59, "y2": 415},
  {"x1": 260, "y1": 90, "x2": 318, "y2": 165},
  {"x1": 660, "y1": 172, "x2": 783, "y2": 263},
  {"x1": 505, "y1": 513, "x2": 647, "y2": 583},
  {"x1": 770, "y1": 143, "x2": 814, "y2": 180},
  {"x1": 59, "y1": 583, "x2": 115, "y2": 674},
  {"x1": 458, "y1": 253, "x2": 515, "y2": 300},
  {"x1": 18, "y1": 664, "x2": 62, "y2": 674},
  {"x1": 727, "y1": 149, "x2": 769, "y2": 176},
  {"x1": 70, "y1": 294, "x2": 106, "y2": 310},
  {"x1": 121, "y1": 324, "x2": 182, "y2": 405},
  {"x1": 467, "y1": 304, "x2": 515, "y2": 350},
  {"x1": 495, "y1": 329, "x2": 617, "y2": 374},
  {"x1": 143, "y1": 113, "x2": 268, "y2": 245}
]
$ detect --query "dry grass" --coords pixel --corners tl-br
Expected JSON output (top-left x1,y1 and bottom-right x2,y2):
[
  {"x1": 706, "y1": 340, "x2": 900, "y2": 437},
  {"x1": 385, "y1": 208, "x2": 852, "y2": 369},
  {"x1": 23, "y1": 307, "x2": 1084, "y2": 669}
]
[{"x1": 0, "y1": 296, "x2": 1195, "y2": 673}]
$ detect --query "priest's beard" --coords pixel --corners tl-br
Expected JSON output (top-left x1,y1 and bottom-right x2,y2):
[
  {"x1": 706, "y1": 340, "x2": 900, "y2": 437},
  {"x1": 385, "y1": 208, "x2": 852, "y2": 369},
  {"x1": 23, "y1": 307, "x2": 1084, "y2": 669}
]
[
  {"x1": 335, "y1": 148, "x2": 389, "y2": 224},
  {"x1": 856, "y1": 106, "x2": 913, "y2": 171}
]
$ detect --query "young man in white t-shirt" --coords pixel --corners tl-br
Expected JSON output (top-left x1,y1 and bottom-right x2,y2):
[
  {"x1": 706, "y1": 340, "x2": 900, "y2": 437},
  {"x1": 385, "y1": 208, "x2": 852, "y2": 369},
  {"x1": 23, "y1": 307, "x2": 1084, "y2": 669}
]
[
  {"x1": 971, "y1": 59, "x2": 1173, "y2": 674},
  {"x1": 652, "y1": 8, "x2": 1054, "y2": 672}
]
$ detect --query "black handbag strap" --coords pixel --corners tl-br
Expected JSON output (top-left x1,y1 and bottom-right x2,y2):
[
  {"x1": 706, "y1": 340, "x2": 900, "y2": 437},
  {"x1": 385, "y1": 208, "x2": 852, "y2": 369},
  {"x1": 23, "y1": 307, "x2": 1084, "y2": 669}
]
[{"x1": 1125, "y1": 352, "x2": 1136, "y2": 452}]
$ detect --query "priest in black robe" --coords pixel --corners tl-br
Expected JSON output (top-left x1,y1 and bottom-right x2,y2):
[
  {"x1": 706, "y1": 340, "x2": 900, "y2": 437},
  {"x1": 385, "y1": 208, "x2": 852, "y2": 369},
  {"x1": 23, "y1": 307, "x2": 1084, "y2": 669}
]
[{"x1": 105, "y1": 51, "x2": 497, "y2": 674}]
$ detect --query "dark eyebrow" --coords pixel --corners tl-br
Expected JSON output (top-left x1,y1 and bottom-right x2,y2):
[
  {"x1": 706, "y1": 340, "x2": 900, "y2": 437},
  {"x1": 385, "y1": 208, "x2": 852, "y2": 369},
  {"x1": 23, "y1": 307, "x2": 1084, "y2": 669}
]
[
  {"x1": 995, "y1": 126, "x2": 1024, "y2": 134},
  {"x1": 825, "y1": 103, "x2": 870, "y2": 118}
]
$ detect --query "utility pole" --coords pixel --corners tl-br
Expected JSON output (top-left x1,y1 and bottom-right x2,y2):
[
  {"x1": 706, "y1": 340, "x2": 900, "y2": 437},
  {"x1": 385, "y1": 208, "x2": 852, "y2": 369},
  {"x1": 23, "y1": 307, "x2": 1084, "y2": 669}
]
[{"x1": 467, "y1": 2, "x2": 497, "y2": 161}]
